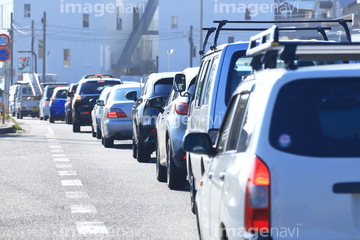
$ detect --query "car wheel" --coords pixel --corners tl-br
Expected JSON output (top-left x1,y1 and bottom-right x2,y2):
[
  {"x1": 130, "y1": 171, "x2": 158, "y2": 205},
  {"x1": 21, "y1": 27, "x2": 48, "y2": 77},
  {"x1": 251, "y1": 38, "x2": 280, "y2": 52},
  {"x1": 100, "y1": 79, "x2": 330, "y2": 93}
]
[
  {"x1": 189, "y1": 161, "x2": 197, "y2": 214},
  {"x1": 91, "y1": 126, "x2": 96, "y2": 137},
  {"x1": 103, "y1": 137, "x2": 114, "y2": 148},
  {"x1": 132, "y1": 138, "x2": 137, "y2": 159},
  {"x1": 167, "y1": 139, "x2": 187, "y2": 190},
  {"x1": 72, "y1": 122, "x2": 81, "y2": 132},
  {"x1": 96, "y1": 126, "x2": 101, "y2": 139},
  {"x1": 44, "y1": 116, "x2": 48, "y2": 121},
  {"x1": 65, "y1": 114, "x2": 68, "y2": 124},
  {"x1": 67, "y1": 113, "x2": 73, "y2": 124},
  {"x1": 156, "y1": 144, "x2": 167, "y2": 182},
  {"x1": 19, "y1": 111, "x2": 23, "y2": 119},
  {"x1": 49, "y1": 115, "x2": 55, "y2": 123},
  {"x1": 137, "y1": 140, "x2": 151, "y2": 163},
  {"x1": 40, "y1": 116, "x2": 44, "y2": 120}
]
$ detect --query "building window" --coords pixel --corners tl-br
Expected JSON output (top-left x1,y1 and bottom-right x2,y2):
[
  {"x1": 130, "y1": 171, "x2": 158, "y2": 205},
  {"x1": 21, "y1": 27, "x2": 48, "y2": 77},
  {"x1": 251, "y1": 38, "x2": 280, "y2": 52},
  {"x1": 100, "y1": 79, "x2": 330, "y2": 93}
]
[
  {"x1": 171, "y1": 16, "x2": 178, "y2": 29},
  {"x1": 83, "y1": 14, "x2": 89, "y2": 28},
  {"x1": 38, "y1": 40, "x2": 43, "y2": 58},
  {"x1": 245, "y1": 8, "x2": 251, "y2": 20},
  {"x1": 24, "y1": 4, "x2": 30, "y2": 18},
  {"x1": 64, "y1": 49, "x2": 70, "y2": 68}
]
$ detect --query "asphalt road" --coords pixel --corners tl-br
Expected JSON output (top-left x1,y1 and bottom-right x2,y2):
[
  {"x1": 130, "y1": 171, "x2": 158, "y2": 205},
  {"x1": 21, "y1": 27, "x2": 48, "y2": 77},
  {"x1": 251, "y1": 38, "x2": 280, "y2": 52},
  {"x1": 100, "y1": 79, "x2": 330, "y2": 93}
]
[{"x1": 0, "y1": 117, "x2": 198, "y2": 240}]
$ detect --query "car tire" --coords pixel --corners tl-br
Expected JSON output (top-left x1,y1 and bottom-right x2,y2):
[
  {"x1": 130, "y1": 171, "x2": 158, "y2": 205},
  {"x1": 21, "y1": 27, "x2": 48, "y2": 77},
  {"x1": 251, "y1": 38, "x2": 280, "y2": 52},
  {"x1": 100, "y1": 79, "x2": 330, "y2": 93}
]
[
  {"x1": 189, "y1": 161, "x2": 197, "y2": 214},
  {"x1": 156, "y1": 146, "x2": 167, "y2": 182},
  {"x1": 40, "y1": 116, "x2": 44, "y2": 120},
  {"x1": 44, "y1": 116, "x2": 48, "y2": 121},
  {"x1": 91, "y1": 126, "x2": 96, "y2": 137},
  {"x1": 96, "y1": 126, "x2": 101, "y2": 139},
  {"x1": 137, "y1": 140, "x2": 151, "y2": 163},
  {"x1": 132, "y1": 138, "x2": 137, "y2": 159},
  {"x1": 103, "y1": 137, "x2": 114, "y2": 148},
  {"x1": 73, "y1": 122, "x2": 81, "y2": 132},
  {"x1": 167, "y1": 139, "x2": 187, "y2": 190},
  {"x1": 49, "y1": 115, "x2": 55, "y2": 123}
]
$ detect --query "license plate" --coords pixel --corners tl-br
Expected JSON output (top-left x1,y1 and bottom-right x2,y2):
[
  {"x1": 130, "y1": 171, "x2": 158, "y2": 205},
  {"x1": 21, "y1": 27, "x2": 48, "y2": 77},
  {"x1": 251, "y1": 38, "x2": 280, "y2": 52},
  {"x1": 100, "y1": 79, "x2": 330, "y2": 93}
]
[
  {"x1": 83, "y1": 105, "x2": 89, "y2": 108},
  {"x1": 32, "y1": 107, "x2": 39, "y2": 112}
]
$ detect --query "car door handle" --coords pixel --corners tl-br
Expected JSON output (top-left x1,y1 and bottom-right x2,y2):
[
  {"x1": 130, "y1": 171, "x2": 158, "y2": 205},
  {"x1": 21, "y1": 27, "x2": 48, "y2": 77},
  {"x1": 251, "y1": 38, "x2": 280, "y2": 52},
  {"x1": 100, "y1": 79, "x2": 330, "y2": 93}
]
[
  {"x1": 218, "y1": 172, "x2": 225, "y2": 181},
  {"x1": 333, "y1": 182, "x2": 360, "y2": 194}
]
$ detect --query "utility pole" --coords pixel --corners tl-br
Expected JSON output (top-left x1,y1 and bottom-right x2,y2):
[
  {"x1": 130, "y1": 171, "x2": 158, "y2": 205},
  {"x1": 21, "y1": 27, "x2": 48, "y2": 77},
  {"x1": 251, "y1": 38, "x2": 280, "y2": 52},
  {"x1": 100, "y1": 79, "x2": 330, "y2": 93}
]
[
  {"x1": 9, "y1": 13, "x2": 14, "y2": 85},
  {"x1": 189, "y1": 25, "x2": 194, "y2": 67},
  {"x1": 42, "y1": 11, "x2": 46, "y2": 84},
  {"x1": 31, "y1": 20, "x2": 34, "y2": 55}
]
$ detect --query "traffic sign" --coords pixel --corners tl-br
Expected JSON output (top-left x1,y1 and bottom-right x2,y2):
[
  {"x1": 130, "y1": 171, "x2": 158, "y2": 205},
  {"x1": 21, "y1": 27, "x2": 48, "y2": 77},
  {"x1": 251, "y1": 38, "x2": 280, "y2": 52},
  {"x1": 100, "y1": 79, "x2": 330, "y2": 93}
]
[
  {"x1": 0, "y1": 34, "x2": 10, "y2": 47},
  {"x1": 0, "y1": 48, "x2": 10, "y2": 62}
]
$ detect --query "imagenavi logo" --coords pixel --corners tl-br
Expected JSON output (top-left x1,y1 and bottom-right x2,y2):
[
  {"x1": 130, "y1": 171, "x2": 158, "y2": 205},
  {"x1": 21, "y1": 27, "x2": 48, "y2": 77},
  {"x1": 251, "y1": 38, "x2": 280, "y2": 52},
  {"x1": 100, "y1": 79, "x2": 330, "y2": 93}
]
[
  {"x1": 213, "y1": 0, "x2": 299, "y2": 17},
  {"x1": 59, "y1": 0, "x2": 147, "y2": 17}
]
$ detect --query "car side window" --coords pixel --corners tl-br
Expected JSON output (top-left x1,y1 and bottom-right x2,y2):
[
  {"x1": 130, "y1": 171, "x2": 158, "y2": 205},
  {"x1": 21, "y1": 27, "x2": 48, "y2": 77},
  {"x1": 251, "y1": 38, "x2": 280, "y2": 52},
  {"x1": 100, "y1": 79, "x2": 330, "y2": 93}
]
[
  {"x1": 217, "y1": 94, "x2": 241, "y2": 153},
  {"x1": 194, "y1": 60, "x2": 211, "y2": 107},
  {"x1": 201, "y1": 56, "x2": 219, "y2": 106},
  {"x1": 226, "y1": 93, "x2": 250, "y2": 152}
]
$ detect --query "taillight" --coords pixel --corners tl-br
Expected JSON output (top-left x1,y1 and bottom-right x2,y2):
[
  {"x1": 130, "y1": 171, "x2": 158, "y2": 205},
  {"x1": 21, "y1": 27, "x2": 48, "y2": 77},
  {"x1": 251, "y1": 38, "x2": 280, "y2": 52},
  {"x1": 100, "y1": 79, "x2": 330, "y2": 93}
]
[
  {"x1": 45, "y1": 101, "x2": 49, "y2": 106},
  {"x1": 107, "y1": 108, "x2": 127, "y2": 118},
  {"x1": 51, "y1": 98, "x2": 56, "y2": 104},
  {"x1": 245, "y1": 156, "x2": 270, "y2": 233},
  {"x1": 75, "y1": 95, "x2": 82, "y2": 101},
  {"x1": 174, "y1": 102, "x2": 189, "y2": 115}
]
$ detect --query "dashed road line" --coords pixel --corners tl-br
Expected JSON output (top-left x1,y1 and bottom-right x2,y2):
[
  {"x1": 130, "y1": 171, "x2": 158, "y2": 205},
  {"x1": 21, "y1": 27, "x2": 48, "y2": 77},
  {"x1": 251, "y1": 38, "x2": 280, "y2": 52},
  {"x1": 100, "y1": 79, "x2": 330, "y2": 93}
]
[
  {"x1": 70, "y1": 204, "x2": 98, "y2": 214},
  {"x1": 61, "y1": 179, "x2": 83, "y2": 186},
  {"x1": 65, "y1": 191, "x2": 90, "y2": 199},
  {"x1": 47, "y1": 127, "x2": 109, "y2": 236},
  {"x1": 76, "y1": 222, "x2": 109, "y2": 235},
  {"x1": 54, "y1": 157, "x2": 70, "y2": 162},
  {"x1": 58, "y1": 170, "x2": 77, "y2": 176},
  {"x1": 56, "y1": 163, "x2": 73, "y2": 168}
]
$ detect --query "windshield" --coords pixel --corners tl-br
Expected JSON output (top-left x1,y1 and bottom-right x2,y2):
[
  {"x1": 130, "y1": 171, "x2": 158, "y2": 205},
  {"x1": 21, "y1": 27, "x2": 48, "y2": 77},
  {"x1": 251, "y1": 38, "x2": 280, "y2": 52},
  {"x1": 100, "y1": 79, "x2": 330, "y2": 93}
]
[{"x1": 80, "y1": 81, "x2": 120, "y2": 94}]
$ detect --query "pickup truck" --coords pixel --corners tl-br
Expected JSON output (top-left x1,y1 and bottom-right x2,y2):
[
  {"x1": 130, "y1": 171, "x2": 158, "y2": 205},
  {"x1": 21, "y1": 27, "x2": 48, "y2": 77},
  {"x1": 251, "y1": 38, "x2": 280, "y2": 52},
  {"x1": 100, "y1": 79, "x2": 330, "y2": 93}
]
[{"x1": 15, "y1": 84, "x2": 40, "y2": 119}]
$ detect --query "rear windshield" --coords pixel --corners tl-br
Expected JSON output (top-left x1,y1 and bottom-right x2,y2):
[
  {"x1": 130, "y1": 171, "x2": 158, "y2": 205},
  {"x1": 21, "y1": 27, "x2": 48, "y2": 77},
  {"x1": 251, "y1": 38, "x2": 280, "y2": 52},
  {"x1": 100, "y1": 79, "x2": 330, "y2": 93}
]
[
  {"x1": 154, "y1": 78, "x2": 173, "y2": 96},
  {"x1": 80, "y1": 81, "x2": 120, "y2": 94},
  {"x1": 270, "y1": 78, "x2": 360, "y2": 157},
  {"x1": 109, "y1": 87, "x2": 142, "y2": 101},
  {"x1": 55, "y1": 90, "x2": 67, "y2": 98}
]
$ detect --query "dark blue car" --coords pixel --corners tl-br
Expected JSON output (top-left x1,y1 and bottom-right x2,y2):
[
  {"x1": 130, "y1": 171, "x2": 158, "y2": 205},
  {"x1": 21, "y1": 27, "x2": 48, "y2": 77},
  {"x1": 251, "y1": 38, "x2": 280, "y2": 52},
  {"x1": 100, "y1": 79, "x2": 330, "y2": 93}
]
[{"x1": 49, "y1": 86, "x2": 68, "y2": 123}]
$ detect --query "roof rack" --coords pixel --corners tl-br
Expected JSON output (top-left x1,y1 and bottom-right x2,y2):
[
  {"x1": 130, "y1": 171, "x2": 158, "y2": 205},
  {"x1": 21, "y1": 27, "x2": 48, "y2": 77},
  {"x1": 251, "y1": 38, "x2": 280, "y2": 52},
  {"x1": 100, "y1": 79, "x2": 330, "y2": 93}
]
[
  {"x1": 246, "y1": 25, "x2": 360, "y2": 70},
  {"x1": 200, "y1": 19, "x2": 352, "y2": 55}
]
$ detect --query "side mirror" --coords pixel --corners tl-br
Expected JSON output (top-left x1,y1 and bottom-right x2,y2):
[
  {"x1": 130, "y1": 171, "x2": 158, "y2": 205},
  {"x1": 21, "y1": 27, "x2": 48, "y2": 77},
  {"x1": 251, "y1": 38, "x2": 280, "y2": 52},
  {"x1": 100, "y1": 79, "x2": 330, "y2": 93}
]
[
  {"x1": 147, "y1": 96, "x2": 164, "y2": 113},
  {"x1": 125, "y1": 91, "x2": 138, "y2": 101},
  {"x1": 174, "y1": 73, "x2": 186, "y2": 92},
  {"x1": 96, "y1": 99, "x2": 105, "y2": 106},
  {"x1": 89, "y1": 98, "x2": 96, "y2": 105},
  {"x1": 183, "y1": 133, "x2": 216, "y2": 156}
]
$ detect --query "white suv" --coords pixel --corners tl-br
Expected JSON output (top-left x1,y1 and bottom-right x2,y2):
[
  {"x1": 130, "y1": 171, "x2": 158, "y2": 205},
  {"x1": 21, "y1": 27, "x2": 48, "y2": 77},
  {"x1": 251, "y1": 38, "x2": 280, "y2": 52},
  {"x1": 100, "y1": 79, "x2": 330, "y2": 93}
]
[{"x1": 184, "y1": 27, "x2": 360, "y2": 240}]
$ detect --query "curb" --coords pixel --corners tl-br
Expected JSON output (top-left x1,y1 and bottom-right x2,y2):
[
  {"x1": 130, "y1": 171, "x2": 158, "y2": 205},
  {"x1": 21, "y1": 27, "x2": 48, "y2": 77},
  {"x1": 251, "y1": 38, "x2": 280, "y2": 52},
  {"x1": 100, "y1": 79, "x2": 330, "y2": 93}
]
[{"x1": 0, "y1": 124, "x2": 16, "y2": 134}]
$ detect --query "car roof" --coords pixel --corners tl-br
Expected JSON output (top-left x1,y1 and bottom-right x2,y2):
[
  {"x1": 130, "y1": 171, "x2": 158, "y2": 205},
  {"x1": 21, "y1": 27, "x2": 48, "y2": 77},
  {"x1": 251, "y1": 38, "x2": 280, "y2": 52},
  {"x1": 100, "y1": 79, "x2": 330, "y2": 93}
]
[
  {"x1": 112, "y1": 83, "x2": 143, "y2": 89},
  {"x1": 147, "y1": 72, "x2": 178, "y2": 82}
]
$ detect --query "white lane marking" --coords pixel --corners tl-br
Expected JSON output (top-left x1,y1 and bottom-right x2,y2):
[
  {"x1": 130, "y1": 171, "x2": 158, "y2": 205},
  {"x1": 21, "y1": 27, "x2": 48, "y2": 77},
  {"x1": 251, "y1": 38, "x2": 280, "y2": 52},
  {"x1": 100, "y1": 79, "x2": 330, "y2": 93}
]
[
  {"x1": 76, "y1": 222, "x2": 109, "y2": 235},
  {"x1": 47, "y1": 127, "x2": 54, "y2": 134},
  {"x1": 49, "y1": 145, "x2": 62, "y2": 149},
  {"x1": 53, "y1": 154, "x2": 67, "y2": 157},
  {"x1": 51, "y1": 149, "x2": 64, "y2": 153},
  {"x1": 45, "y1": 134, "x2": 55, "y2": 138},
  {"x1": 56, "y1": 164, "x2": 73, "y2": 168},
  {"x1": 61, "y1": 180, "x2": 83, "y2": 186},
  {"x1": 54, "y1": 158, "x2": 70, "y2": 162},
  {"x1": 58, "y1": 170, "x2": 77, "y2": 176},
  {"x1": 70, "y1": 205, "x2": 98, "y2": 214},
  {"x1": 65, "y1": 191, "x2": 89, "y2": 199}
]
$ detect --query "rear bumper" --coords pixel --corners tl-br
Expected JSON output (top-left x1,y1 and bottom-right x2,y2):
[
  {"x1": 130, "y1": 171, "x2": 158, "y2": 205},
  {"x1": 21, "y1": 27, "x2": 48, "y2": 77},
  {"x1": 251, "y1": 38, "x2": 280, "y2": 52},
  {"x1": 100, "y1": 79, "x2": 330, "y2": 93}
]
[{"x1": 103, "y1": 119, "x2": 132, "y2": 140}]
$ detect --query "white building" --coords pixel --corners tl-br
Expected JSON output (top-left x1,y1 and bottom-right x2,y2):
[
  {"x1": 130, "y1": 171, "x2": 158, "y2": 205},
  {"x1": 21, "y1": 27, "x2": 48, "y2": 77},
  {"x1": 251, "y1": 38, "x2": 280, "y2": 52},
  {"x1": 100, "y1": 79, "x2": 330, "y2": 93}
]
[{"x1": 0, "y1": 0, "x2": 277, "y2": 84}]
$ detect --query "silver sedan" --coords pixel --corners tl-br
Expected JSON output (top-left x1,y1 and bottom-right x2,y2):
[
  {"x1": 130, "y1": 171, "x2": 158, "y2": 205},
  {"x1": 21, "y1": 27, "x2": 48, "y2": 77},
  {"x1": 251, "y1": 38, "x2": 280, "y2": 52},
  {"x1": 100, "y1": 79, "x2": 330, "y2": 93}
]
[{"x1": 100, "y1": 83, "x2": 143, "y2": 148}]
